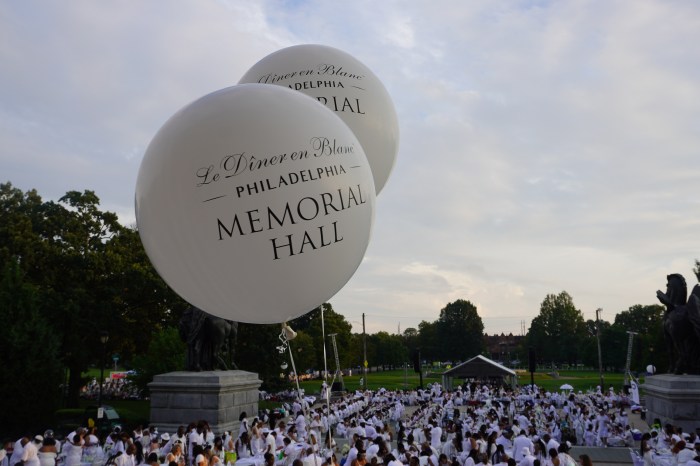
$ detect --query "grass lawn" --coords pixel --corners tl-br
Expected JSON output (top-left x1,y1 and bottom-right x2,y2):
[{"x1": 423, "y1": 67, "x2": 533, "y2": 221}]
[{"x1": 294, "y1": 368, "x2": 635, "y2": 396}]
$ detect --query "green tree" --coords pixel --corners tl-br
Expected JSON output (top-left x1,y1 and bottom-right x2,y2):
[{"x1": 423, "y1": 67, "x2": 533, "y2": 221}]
[
  {"x1": 417, "y1": 320, "x2": 438, "y2": 362},
  {"x1": 105, "y1": 227, "x2": 188, "y2": 357},
  {"x1": 0, "y1": 183, "x2": 188, "y2": 406},
  {"x1": 601, "y1": 323, "x2": 627, "y2": 371},
  {"x1": 435, "y1": 299, "x2": 484, "y2": 361},
  {"x1": 130, "y1": 327, "x2": 186, "y2": 394},
  {"x1": 578, "y1": 319, "x2": 600, "y2": 368},
  {"x1": 402, "y1": 327, "x2": 419, "y2": 352},
  {"x1": 346, "y1": 332, "x2": 366, "y2": 373},
  {"x1": 611, "y1": 304, "x2": 666, "y2": 373},
  {"x1": 290, "y1": 303, "x2": 352, "y2": 375},
  {"x1": 287, "y1": 331, "x2": 316, "y2": 374},
  {"x1": 528, "y1": 291, "x2": 586, "y2": 366},
  {"x1": 236, "y1": 322, "x2": 290, "y2": 391},
  {"x1": 0, "y1": 262, "x2": 63, "y2": 436},
  {"x1": 370, "y1": 331, "x2": 408, "y2": 368}
]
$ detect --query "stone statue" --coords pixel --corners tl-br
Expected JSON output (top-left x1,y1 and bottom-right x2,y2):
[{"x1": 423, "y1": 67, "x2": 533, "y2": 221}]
[
  {"x1": 179, "y1": 306, "x2": 239, "y2": 371},
  {"x1": 656, "y1": 273, "x2": 700, "y2": 374}
]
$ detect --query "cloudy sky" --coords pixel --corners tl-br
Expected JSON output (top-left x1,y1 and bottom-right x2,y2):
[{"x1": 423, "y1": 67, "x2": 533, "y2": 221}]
[{"x1": 2, "y1": 0, "x2": 699, "y2": 335}]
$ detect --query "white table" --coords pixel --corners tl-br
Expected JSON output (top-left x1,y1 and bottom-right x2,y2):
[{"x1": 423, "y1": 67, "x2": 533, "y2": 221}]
[{"x1": 236, "y1": 457, "x2": 265, "y2": 466}]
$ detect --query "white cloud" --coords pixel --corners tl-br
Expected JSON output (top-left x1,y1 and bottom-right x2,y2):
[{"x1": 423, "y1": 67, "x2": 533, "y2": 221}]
[{"x1": 2, "y1": 0, "x2": 699, "y2": 335}]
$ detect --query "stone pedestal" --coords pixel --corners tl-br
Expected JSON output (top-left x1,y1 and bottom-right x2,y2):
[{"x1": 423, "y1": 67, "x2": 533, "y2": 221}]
[
  {"x1": 644, "y1": 374, "x2": 700, "y2": 432},
  {"x1": 149, "y1": 370, "x2": 262, "y2": 434}
]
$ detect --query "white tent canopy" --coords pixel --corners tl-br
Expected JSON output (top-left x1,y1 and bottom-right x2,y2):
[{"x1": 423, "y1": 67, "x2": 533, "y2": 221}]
[{"x1": 441, "y1": 354, "x2": 518, "y2": 390}]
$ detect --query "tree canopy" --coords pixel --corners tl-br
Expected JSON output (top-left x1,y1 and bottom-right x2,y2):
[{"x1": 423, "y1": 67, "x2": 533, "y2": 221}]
[
  {"x1": 528, "y1": 291, "x2": 587, "y2": 366},
  {"x1": 0, "y1": 182, "x2": 187, "y2": 411}
]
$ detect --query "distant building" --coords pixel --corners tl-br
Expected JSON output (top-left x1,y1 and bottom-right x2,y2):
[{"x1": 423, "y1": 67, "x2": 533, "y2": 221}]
[{"x1": 483, "y1": 333, "x2": 524, "y2": 364}]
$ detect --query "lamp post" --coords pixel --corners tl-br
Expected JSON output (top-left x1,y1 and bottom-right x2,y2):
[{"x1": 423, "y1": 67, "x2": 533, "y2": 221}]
[
  {"x1": 595, "y1": 308, "x2": 604, "y2": 390},
  {"x1": 98, "y1": 331, "x2": 109, "y2": 407},
  {"x1": 362, "y1": 313, "x2": 367, "y2": 390}
]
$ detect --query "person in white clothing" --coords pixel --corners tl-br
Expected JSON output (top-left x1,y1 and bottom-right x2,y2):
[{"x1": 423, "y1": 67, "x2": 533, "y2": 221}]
[
  {"x1": 114, "y1": 444, "x2": 136, "y2": 466},
  {"x1": 302, "y1": 447, "x2": 323, "y2": 466},
  {"x1": 20, "y1": 437, "x2": 41, "y2": 466},
  {"x1": 519, "y1": 448, "x2": 535, "y2": 466},
  {"x1": 430, "y1": 425, "x2": 443, "y2": 452},
  {"x1": 543, "y1": 435, "x2": 559, "y2": 455},
  {"x1": 675, "y1": 441, "x2": 695, "y2": 466},
  {"x1": 63, "y1": 436, "x2": 84, "y2": 466},
  {"x1": 9, "y1": 437, "x2": 28, "y2": 466},
  {"x1": 295, "y1": 412, "x2": 307, "y2": 441},
  {"x1": 513, "y1": 432, "x2": 533, "y2": 461},
  {"x1": 188, "y1": 424, "x2": 204, "y2": 466}
]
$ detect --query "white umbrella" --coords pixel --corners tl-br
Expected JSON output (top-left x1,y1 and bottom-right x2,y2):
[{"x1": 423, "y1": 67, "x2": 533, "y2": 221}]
[{"x1": 560, "y1": 383, "x2": 574, "y2": 390}]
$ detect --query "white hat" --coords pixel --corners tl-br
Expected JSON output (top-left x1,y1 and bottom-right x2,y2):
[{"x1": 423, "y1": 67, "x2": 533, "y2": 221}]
[
  {"x1": 161, "y1": 433, "x2": 170, "y2": 441},
  {"x1": 34, "y1": 435, "x2": 44, "y2": 443}
]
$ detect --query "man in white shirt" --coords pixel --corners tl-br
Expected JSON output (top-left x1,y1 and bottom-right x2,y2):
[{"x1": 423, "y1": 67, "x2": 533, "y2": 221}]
[
  {"x1": 430, "y1": 424, "x2": 443, "y2": 451},
  {"x1": 114, "y1": 443, "x2": 136, "y2": 466},
  {"x1": 295, "y1": 412, "x2": 307, "y2": 441},
  {"x1": 544, "y1": 434, "x2": 560, "y2": 454},
  {"x1": 262, "y1": 429, "x2": 276, "y2": 456},
  {"x1": 188, "y1": 424, "x2": 204, "y2": 466},
  {"x1": 496, "y1": 430, "x2": 513, "y2": 451},
  {"x1": 512, "y1": 432, "x2": 533, "y2": 461},
  {"x1": 365, "y1": 421, "x2": 378, "y2": 441},
  {"x1": 517, "y1": 414, "x2": 531, "y2": 431}
]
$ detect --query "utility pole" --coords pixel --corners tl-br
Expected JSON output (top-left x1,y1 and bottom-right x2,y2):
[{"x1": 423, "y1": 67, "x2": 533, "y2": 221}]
[
  {"x1": 624, "y1": 331, "x2": 638, "y2": 385},
  {"x1": 596, "y1": 308, "x2": 605, "y2": 390},
  {"x1": 362, "y1": 313, "x2": 367, "y2": 390}
]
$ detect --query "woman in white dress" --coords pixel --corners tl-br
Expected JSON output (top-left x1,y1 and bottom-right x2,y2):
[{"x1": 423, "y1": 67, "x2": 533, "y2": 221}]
[
  {"x1": 250, "y1": 419, "x2": 264, "y2": 456},
  {"x1": 238, "y1": 412, "x2": 249, "y2": 439},
  {"x1": 596, "y1": 411, "x2": 610, "y2": 448},
  {"x1": 63, "y1": 436, "x2": 84, "y2": 466},
  {"x1": 640, "y1": 434, "x2": 654, "y2": 466},
  {"x1": 38, "y1": 438, "x2": 58, "y2": 466},
  {"x1": 235, "y1": 433, "x2": 253, "y2": 460},
  {"x1": 83, "y1": 428, "x2": 102, "y2": 465}
]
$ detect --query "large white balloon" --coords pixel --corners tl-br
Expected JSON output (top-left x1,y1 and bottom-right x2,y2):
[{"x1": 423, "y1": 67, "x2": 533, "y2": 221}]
[
  {"x1": 136, "y1": 84, "x2": 376, "y2": 324},
  {"x1": 239, "y1": 44, "x2": 399, "y2": 195}
]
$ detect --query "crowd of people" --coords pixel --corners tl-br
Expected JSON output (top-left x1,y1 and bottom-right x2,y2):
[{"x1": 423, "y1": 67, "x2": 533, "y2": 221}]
[
  {"x1": 2, "y1": 382, "x2": 699, "y2": 466},
  {"x1": 80, "y1": 378, "x2": 144, "y2": 402}
]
